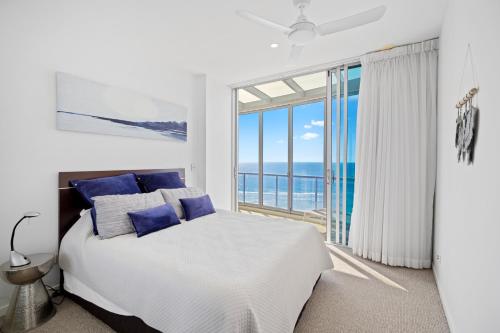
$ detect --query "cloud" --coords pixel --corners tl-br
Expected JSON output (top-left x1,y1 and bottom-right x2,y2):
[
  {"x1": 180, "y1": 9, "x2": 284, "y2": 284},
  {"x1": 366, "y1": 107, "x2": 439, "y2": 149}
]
[
  {"x1": 276, "y1": 139, "x2": 285, "y2": 144},
  {"x1": 304, "y1": 124, "x2": 312, "y2": 129},
  {"x1": 300, "y1": 132, "x2": 319, "y2": 140},
  {"x1": 311, "y1": 120, "x2": 324, "y2": 127}
]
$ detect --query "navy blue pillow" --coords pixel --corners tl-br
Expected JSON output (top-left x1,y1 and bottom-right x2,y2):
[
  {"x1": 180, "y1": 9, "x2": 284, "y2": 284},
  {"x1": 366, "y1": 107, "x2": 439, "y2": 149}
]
[
  {"x1": 179, "y1": 195, "x2": 215, "y2": 221},
  {"x1": 70, "y1": 173, "x2": 141, "y2": 206},
  {"x1": 128, "y1": 203, "x2": 180, "y2": 237},
  {"x1": 70, "y1": 173, "x2": 142, "y2": 235},
  {"x1": 136, "y1": 172, "x2": 185, "y2": 193}
]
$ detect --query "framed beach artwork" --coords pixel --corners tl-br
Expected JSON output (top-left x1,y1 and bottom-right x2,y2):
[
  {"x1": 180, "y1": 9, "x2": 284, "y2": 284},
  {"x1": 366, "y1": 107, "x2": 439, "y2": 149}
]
[{"x1": 56, "y1": 72, "x2": 187, "y2": 142}]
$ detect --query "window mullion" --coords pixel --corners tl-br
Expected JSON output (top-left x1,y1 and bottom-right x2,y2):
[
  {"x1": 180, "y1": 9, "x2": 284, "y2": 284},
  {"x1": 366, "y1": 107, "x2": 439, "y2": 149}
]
[{"x1": 258, "y1": 111, "x2": 263, "y2": 207}]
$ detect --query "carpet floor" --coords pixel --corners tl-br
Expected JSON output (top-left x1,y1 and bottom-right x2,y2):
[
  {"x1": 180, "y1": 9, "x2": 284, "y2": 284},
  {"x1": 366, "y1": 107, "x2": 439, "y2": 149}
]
[{"x1": 1, "y1": 245, "x2": 449, "y2": 333}]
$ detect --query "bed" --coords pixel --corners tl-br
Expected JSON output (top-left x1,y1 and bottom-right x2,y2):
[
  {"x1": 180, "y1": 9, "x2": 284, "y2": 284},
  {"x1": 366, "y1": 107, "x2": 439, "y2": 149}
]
[{"x1": 58, "y1": 169, "x2": 333, "y2": 333}]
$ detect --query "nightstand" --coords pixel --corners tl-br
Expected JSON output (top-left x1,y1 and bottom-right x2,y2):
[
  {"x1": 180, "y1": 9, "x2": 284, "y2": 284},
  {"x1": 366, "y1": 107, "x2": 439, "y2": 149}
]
[{"x1": 0, "y1": 253, "x2": 56, "y2": 333}]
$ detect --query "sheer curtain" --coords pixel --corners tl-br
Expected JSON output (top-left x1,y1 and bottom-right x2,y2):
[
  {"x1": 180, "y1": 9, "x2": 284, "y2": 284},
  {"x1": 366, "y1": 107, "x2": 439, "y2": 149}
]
[{"x1": 349, "y1": 40, "x2": 438, "y2": 269}]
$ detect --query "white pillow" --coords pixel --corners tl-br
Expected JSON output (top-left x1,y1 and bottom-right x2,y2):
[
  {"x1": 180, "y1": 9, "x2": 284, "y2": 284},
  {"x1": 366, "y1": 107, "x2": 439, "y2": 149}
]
[
  {"x1": 93, "y1": 191, "x2": 165, "y2": 239},
  {"x1": 159, "y1": 187, "x2": 204, "y2": 219}
]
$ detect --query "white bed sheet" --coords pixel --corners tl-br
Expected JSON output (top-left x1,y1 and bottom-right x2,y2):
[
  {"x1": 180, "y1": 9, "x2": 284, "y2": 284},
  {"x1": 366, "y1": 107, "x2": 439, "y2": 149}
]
[{"x1": 59, "y1": 209, "x2": 333, "y2": 333}]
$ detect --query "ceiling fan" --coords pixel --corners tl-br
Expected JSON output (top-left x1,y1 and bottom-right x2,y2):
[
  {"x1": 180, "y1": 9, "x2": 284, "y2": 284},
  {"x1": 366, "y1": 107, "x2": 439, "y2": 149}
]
[{"x1": 236, "y1": 0, "x2": 386, "y2": 62}]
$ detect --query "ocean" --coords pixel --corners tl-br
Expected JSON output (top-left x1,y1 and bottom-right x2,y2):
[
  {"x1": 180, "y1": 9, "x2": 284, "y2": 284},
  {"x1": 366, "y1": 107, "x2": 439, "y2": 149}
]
[{"x1": 238, "y1": 162, "x2": 355, "y2": 217}]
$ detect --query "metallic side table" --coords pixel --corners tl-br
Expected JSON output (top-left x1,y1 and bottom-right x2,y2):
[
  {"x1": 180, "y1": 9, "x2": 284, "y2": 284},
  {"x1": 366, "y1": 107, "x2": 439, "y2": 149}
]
[{"x1": 0, "y1": 253, "x2": 56, "y2": 333}]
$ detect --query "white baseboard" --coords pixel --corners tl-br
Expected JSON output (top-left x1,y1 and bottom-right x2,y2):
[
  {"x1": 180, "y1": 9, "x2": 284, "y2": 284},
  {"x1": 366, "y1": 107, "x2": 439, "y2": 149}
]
[{"x1": 433, "y1": 264, "x2": 455, "y2": 333}]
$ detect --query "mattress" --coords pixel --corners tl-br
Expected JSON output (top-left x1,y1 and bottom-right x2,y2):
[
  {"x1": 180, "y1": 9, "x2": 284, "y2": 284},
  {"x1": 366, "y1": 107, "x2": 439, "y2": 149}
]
[{"x1": 59, "y1": 209, "x2": 333, "y2": 333}]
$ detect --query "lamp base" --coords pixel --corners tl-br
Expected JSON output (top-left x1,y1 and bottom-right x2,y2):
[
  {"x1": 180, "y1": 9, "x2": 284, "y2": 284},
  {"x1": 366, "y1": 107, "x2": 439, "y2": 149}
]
[{"x1": 9, "y1": 251, "x2": 31, "y2": 268}]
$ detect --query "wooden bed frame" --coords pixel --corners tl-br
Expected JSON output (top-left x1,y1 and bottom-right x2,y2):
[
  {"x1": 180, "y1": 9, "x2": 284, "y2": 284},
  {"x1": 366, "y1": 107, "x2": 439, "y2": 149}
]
[{"x1": 58, "y1": 168, "x2": 316, "y2": 332}]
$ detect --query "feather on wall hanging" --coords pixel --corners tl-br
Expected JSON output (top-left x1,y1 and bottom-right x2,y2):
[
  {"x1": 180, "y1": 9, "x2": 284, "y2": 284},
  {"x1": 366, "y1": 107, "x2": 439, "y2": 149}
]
[{"x1": 455, "y1": 44, "x2": 479, "y2": 164}]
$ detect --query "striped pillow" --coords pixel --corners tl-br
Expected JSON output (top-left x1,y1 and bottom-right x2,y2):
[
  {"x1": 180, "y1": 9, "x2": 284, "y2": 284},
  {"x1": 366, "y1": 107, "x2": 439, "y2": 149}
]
[
  {"x1": 93, "y1": 191, "x2": 165, "y2": 239},
  {"x1": 159, "y1": 187, "x2": 205, "y2": 219}
]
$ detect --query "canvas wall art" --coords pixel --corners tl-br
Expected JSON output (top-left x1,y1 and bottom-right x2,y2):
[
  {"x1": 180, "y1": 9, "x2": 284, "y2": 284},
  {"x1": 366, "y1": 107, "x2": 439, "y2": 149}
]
[{"x1": 56, "y1": 72, "x2": 187, "y2": 142}]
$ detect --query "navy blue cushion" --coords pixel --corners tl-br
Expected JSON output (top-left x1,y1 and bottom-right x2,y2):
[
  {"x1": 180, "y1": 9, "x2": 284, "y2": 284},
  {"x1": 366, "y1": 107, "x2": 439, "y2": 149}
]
[
  {"x1": 179, "y1": 195, "x2": 215, "y2": 221},
  {"x1": 128, "y1": 203, "x2": 180, "y2": 237},
  {"x1": 70, "y1": 173, "x2": 142, "y2": 235},
  {"x1": 70, "y1": 173, "x2": 141, "y2": 205},
  {"x1": 136, "y1": 172, "x2": 185, "y2": 192}
]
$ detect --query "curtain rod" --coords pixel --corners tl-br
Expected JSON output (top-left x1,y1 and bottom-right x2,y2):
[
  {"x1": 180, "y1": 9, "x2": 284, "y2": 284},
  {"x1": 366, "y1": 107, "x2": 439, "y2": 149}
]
[{"x1": 364, "y1": 37, "x2": 439, "y2": 55}]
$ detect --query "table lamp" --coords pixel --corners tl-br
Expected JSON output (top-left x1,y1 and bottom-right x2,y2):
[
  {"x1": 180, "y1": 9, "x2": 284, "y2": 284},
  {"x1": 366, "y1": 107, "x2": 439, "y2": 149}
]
[{"x1": 10, "y1": 212, "x2": 40, "y2": 267}]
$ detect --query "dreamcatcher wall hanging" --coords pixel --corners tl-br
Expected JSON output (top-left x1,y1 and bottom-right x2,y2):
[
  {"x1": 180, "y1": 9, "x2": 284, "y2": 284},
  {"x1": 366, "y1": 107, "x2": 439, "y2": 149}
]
[{"x1": 455, "y1": 44, "x2": 479, "y2": 164}]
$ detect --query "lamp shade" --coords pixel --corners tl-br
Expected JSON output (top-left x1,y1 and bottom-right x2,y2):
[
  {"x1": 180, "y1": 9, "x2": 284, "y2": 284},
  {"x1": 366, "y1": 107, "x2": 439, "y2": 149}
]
[{"x1": 10, "y1": 212, "x2": 41, "y2": 267}]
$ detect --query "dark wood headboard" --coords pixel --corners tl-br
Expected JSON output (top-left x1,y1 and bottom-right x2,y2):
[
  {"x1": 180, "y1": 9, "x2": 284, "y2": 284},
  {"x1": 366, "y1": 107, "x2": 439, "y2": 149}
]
[{"x1": 58, "y1": 168, "x2": 185, "y2": 244}]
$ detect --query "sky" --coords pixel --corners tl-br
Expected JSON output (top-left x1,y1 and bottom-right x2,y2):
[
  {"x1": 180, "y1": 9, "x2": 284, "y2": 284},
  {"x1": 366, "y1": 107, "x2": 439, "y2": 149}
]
[{"x1": 239, "y1": 96, "x2": 359, "y2": 164}]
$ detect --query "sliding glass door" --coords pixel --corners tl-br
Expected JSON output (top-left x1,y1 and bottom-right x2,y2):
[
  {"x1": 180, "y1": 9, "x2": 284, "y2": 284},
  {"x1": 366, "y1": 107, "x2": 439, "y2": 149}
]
[{"x1": 327, "y1": 64, "x2": 361, "y2": 245}]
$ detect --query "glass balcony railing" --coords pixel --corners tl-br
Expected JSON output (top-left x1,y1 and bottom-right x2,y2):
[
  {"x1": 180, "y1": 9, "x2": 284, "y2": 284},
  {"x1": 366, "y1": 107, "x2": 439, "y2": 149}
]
[
  {"x1": 238, "y1": 171, "x2": 355, "y2": 215},
  {"x1": 238, "y1": 172, "x2": 325, "y2": 211}
]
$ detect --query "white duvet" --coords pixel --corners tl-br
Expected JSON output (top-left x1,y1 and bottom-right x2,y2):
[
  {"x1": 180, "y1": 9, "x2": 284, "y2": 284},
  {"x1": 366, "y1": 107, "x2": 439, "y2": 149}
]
[{"x1": 59, "y1": 209, "x2": 333, "y2": 333}]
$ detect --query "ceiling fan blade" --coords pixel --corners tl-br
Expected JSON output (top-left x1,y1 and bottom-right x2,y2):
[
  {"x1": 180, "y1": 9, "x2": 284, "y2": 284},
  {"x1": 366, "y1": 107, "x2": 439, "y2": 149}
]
[
  {"x1": 289, "y1": 44, "x2": 304, "y2": 63},
  {"x1": 316, "y1": 5, "x2": 386, "y2": 36},
  {"x1": 236, "y1": 10, "x2": 293, "y2": 34}
]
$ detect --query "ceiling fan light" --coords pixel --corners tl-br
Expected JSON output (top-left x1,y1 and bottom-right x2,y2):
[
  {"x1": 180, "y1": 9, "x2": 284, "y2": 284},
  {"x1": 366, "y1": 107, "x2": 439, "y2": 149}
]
[
  {"x1": 288, "y1": 23, "x2": 316, "y2": 45},
  {"x1": 289, "y1": 29, "x2": 315, "y2": 45}
]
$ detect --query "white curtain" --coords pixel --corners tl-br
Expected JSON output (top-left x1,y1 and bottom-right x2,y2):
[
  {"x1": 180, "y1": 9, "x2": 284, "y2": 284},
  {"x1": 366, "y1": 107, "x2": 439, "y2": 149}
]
[{"x1": 349, "y1": 40, "x2": 438, "y2": 269}]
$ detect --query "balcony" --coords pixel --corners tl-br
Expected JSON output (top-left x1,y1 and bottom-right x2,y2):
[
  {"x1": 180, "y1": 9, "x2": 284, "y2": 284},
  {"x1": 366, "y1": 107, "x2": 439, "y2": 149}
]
[
  {"x1": 238, "y1": 171, "x2": 355, "y2": 243},
  {"x1": 238, "y1": 172, "x2": 326, "y2": 234}
]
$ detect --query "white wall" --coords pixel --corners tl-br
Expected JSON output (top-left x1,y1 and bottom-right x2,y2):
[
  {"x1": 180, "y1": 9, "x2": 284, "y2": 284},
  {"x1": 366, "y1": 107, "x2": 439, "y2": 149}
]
[
  {"x1": 205, "y1": 78, "x2": 233, "y2": 210},
  {"x1": 434, "y1": 0, "x2": 500, "y2": 331},
  {"x1": 0, "y1": 1, "x2": 206, "y2": 311},
  {"x1": 192, "y1": 74, "x2": 208, "y2": 191}
]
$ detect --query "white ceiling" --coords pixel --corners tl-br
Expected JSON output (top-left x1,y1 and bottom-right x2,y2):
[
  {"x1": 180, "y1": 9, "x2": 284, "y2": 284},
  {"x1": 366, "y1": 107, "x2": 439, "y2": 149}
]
[
  {"x1": 165, "y1": 0, "x2": 447, "y2": 84},
  {"x1": 11, "y1": 0, "x2": 446, "y2": 86}
]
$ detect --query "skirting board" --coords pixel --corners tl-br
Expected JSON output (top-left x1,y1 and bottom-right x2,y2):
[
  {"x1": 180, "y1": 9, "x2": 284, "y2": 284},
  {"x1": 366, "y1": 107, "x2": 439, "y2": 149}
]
[{"x1": 432, "y1": 265, "x2": 455, "y2": 332}]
